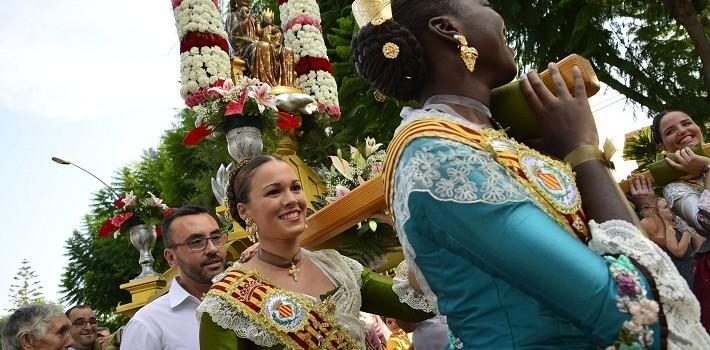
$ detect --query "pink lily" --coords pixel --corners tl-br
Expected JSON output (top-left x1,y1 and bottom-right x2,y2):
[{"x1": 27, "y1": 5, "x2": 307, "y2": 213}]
[
  {"x1": 248, "y1": 83, "x2": 277, "y2": 113},
  {"x1": 208, "y1": 79, "x2": 239, "y2": 97}
]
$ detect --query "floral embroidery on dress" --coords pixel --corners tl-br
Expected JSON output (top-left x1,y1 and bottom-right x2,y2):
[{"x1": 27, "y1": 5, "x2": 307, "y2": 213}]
[
  {"x1": 588, "y1": 220, "x2": 710, "y2": 348},
  {"x1": 604, "y1": 255, "x2": 658, "y2": 349},
  {"x1": 447, "y1": 331, "x2": 464, "y2": 349}
]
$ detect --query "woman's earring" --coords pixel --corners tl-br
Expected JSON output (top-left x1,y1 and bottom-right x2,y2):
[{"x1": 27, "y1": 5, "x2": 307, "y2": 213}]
[
  {"x1": 454, "y1": 34, "x2": 478, "y2": 73},
  {"x1": 244, "y1": 217, "x2": 259, "y2": 242}
]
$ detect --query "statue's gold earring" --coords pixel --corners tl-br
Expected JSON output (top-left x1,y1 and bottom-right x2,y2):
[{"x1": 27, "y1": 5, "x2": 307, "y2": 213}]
[{"x1": 454, "y1": 34, "x2": 478, "y2": 73}]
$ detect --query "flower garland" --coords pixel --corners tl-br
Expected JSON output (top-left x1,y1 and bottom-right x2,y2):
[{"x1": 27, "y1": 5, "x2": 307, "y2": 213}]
[
  {"x1": 279, "y1": 0, "x2": 341, "y2": 119},
  {"x1": 172, "y1": 0, "x2": 230, "y2": 102},
  {"x1": 98, "y1": 192, "x2": 174, "y2": 239}
]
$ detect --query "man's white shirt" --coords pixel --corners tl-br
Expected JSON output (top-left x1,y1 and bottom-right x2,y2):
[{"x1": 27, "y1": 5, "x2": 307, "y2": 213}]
[{"x1": 121, "y1": 278, "x2": 201, "y2": 350}]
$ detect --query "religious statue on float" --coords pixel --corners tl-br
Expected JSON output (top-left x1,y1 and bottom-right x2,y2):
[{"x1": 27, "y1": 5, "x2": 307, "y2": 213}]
[{"x1": 228, "y1": 0, "x2": 297, "y2": 90}]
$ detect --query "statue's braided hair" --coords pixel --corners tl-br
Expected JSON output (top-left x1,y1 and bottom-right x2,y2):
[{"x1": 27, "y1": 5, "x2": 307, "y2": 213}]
[{"x1": 351, "y1": 0, "x2": 458, "y2": 101}]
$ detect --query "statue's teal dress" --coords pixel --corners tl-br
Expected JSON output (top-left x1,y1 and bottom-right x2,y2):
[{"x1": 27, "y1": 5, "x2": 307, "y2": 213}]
[{"x1": 385, "y1": 101, "x2": 709, "y2": 350}]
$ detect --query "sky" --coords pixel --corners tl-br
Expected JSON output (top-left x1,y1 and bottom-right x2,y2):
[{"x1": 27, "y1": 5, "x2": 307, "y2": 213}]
[{"x1": 0, "y1": 0, "x2": 651, "y2": 312}]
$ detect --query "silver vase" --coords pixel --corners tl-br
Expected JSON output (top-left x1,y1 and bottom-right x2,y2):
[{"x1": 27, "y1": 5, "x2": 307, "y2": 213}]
[
  {"x1": 226, "y1": 126, "x2": 263, "y2": 162},
  {"x1": 128, "y1": 224, "x2": 159, "y2": 280}
]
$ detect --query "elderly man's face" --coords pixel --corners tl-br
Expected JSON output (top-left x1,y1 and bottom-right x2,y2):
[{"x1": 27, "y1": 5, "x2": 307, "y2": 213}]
[{"x1": 23, "y1": 314, "x2": 72, "y2": 350}]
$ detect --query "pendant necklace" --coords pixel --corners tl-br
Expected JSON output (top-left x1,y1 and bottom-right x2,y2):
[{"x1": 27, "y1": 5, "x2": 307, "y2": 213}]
[{"x1": 257, "y1": 248, "x2": 303, "y2": 282}]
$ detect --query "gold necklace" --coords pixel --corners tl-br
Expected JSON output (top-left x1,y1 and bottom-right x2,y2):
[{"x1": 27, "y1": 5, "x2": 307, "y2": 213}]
[{"x1": 257, "y1": 248, "x2": 303, "y2": 282}]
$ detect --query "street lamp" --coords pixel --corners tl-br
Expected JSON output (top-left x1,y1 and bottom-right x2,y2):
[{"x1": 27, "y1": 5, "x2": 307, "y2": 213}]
[{"x1": 51, "y1": 157, "x2": 119, "y2": 196}]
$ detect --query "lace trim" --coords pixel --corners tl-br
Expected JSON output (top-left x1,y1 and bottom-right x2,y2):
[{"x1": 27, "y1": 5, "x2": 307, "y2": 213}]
[
  {"x1": 588, "y1": 220, "x2": 710, "y2": 349},
  {"x1": 391, "y1": 261, "x2": 436, "y2": 313},
  {"x1": 197, "y1": 295, "x2": 281, "y2": 347},
  {"x1": 197, "y1": 249, "x2": 367, "y2": 347},
  {"x1": 396, "y1": 106, "x2": 486, "y2": 136},
  {"x1": 391, "y1": 110, "x2": 531, "y2": 317},
  {"x1": 664, "y1": 181, "x2": 699, "y2": 210}
]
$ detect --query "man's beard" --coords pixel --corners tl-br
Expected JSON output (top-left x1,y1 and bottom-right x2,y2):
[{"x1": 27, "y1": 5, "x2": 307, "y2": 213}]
[{"x1": 179, "y1": 253, "x2": 225, "y2": 284}]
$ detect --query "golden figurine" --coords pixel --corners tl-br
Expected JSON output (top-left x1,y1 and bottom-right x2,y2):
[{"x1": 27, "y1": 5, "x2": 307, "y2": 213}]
[{"x1": 227, "y1": 2, "x2": 297, "y2": 89}]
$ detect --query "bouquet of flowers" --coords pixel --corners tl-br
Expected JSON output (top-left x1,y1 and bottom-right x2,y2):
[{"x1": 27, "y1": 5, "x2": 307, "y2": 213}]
[
  {"x1": 98, "y1": 191, "x2": 174, "y2": 239},
  {"x1": 321, "y1": 137, "x2": 386, "y2": 231},
  {"x1": 183, "y1": 77, "x2": 302, "y2": 145},
  {"x1": 317, "y1": 137, "x2": 397, "y2": 269}
]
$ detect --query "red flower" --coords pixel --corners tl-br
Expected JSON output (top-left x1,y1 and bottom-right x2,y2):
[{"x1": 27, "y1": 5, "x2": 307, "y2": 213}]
[
  {"x1": 295, "y1": 56, "x2": 333, "y2": 76},
  {"x1": 224, "y1": 89, "x2": 248, "y2": 116},
  {"x1": 114, "y1": 197, "x2": 125, "y2": 208},
  {"x1": 277, "y1": 112, "x2": 301, "y2": 130},
  {"x1": 185, "y1": 90, "x2": 205, "y2": 107},
  {"x1": 172, "y1": 0, "x2": 218, "y2": 9},
  {"x1": 97, "y1": 212, "x2": 134, "y2": 238},
  {"x1": 164, "y1": 208, "x2": 177, "y2": 218},
  {"x1": 97, "y1": 219, "x2": 117, "y2": 238},
  {"x1": 183, "y1": 124, "x2": 213, "y2": 145},
  {"x1": 185, "y1": 79, "x2": 226, "y2": 107},
  {"x1": 180, "y1": 32, "x2": 228, "y2": 54},
  {"x1": 155, "y1": 225, "x2": 163, "y2": 238},
  {"x1": 111, "y1": 212, "x2": 134, "y2": 229}
]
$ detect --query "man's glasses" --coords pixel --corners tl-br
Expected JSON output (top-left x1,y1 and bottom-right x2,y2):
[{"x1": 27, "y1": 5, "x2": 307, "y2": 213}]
[
  {"x1": 171, "y1": 233, "x2": 228, "y2": 252},
  {"x1": 71, "y1": 318, "x2": 98, "y2": 327}
]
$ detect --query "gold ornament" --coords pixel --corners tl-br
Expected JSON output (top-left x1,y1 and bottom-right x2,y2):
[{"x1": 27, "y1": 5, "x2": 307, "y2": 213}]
[
  {"x1": 352, "y1": 0, "x2": 392, "y2": 28},
  {"x1": 261, "y1": 8, "x2": 274, "y2": 20},
  {"x1": 374, "y1": 90, "x2": 387, "y2": 102},
  {"x1": 244, "y1": 217, "x2": 259, "y2": 242},
  {"x1": 371, "y1": 17, "x2": 386, "y2": 26},
  {"x1": 382, "y1": 42, "x2": 399, "y2": 59},
  {"x1": 454, "y1": 34, "x2": 478, "y2": 73},
  {"x1": 223, "y1": 196, "x2": 232, "y2": 221}
]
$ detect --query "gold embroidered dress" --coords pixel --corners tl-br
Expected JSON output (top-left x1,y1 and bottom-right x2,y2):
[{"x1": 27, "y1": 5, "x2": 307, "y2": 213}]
[
  {"x1": 197, "y1": 249, "x2": 430, "y2": 349},
  {"x1": 381, "y1": 100, "x2": 709, "y2": 349}
]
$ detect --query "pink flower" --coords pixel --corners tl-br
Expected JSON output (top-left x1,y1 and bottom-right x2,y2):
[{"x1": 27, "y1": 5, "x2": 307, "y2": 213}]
[
  {"x1": 371, "y1": 162, "x2": 384, "y2": 175},
  {"x1": 248, "y1": 83, "x2": 277, "y2": 113},
  {"x1": 326, "y1": 185, "x2": 351, "y2": 203},
  {"x1": 122, "y1": 192, "x2": 137, "y2": 208},
  {"x1": 208, "y1": 79, "x2": 238, "y2": 97}
]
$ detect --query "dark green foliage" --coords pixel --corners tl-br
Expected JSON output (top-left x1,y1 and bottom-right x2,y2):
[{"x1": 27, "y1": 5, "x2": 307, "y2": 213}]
[
  {"x1": 622, "y1": 127, "x2": 658, "y2": 172},
  {"x1": 497, "y1": 0, "x2": 709, "y2": 124}
]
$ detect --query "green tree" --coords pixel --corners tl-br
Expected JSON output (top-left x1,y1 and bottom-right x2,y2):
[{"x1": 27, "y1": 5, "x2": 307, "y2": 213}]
[
  {"x1": 498, "y1": 0, "x2": 709, "y2": 124},
  {"x1": 7, "y1": 259, "x2": 44, "y2": 312},
  {"x1": 622, "y1": 126, "x2": 658, "y2": 172},
  {"x1": 0, "y1": 314, "x2": 8, "y2": 345}
]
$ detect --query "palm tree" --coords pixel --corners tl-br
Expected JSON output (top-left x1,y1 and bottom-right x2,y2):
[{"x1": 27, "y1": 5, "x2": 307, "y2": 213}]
[{"x1": 622, "y1": 126, "x2": 659, "y2": 173}]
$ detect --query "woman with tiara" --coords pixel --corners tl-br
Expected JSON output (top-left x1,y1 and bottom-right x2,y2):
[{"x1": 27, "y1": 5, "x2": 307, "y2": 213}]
[
  {"x1": 197, "y1": 156, "x2": 431, "y2": 349},
  {"x1": 350, "y1": 0, "x2": 709, "y2": 348}
]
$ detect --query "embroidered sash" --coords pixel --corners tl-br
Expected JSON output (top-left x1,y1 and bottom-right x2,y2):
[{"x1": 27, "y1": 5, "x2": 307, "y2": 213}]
[
  {"x1": 207, "y1": 268, "x2": 359, "y2": 349},
  {"x1": 383, "y1": 118, "x2": 590, "y2": 243}
]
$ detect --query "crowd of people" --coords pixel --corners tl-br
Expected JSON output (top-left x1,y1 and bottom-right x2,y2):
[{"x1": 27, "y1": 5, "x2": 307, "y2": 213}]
[
  {"x1": 3, "y1": 0, "x2": 710, "y2": 348},
  {"x1": 1, "y1": 304, "x2": 115, "y2": 350}
]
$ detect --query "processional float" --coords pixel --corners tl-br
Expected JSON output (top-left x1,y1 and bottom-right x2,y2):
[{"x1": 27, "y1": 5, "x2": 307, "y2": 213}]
[
  {"x1": 116, "y1": 0, "x2": 398, "y2": 317},
  {"x1": 114, "y1": 0, "x2": 687, "y2": 317}
]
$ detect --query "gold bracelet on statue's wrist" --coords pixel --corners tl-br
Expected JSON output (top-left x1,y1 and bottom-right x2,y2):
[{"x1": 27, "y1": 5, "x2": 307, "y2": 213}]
[{"x1": 563, "y1": 144, "x2": 611, "y2": 168}]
